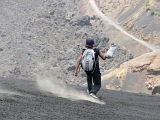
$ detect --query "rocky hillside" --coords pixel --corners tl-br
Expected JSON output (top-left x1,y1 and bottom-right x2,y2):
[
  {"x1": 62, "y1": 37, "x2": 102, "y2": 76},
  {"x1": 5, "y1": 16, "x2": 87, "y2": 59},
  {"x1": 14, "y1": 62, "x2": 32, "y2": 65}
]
[
  {"x1": 102, "y1": 49, "x2": 160, "y2": 95},
  {"x1": 0, "y1": 0, "x2": 133, "y2": 85},
  {"x1": 0, "y1": 0, "x2": 160, "y2": 94},
  {"x1": 91, "y1": 0, "x2": 160, "y2": 95},
  {"x1": 95, "y1": 0, "x2": 160, "y2": 47}
]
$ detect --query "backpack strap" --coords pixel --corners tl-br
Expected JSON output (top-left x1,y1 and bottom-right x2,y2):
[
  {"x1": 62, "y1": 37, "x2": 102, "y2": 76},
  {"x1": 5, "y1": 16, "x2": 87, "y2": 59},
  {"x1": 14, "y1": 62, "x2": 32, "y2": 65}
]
[
  {"x1": 91, "y1": 57, "x2": 98, "y2": 74},
  {"x1": 90, "y1": 48, "x2": 99, "y2": 74}
]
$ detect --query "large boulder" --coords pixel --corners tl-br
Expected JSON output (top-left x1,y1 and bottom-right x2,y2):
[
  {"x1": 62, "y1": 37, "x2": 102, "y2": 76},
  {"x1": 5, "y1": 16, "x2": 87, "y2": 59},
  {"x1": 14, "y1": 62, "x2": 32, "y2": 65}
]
[{"x1": 79, "y1": 15, "x2": 91, "y2": 26}]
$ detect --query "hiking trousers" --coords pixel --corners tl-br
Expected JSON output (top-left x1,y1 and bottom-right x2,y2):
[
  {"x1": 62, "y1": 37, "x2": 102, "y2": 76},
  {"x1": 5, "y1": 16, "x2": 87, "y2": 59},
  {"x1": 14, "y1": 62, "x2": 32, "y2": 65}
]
[{"x1": 87, "y1": 73, "x2": 101, "y2": 95}]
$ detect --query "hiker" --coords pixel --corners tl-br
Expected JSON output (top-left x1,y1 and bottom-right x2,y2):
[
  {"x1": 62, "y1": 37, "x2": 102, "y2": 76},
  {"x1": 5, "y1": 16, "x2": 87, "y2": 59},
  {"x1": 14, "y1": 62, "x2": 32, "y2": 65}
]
[{"x1": 74, "y1": 38, "x2": 117, "y2": 98}]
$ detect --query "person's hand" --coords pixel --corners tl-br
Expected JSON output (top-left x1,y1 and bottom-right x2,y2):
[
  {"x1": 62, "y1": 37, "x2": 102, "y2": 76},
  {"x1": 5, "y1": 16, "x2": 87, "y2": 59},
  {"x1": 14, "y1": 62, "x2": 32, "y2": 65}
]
[{"x1": 74, "y1": 70, "x2": 78, "y2": 76}]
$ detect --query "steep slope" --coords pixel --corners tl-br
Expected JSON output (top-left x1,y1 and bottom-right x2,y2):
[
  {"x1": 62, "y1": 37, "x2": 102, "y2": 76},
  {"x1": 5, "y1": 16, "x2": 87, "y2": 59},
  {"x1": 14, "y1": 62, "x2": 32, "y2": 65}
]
[
  {"x1": 95, "y1": 0, "x2": 160, "y2": 47},
  {"x1": 0, "y1": 0, "x2": 159, "y2": 93},
  {"x1": 0, "y1": 77, "x2": 160, "y2": 120},
  {"x1": 88, "y1": 0, "x2": 160, "y2": 95},
  {"x1": 0, "y1": 0, "x2": 133, "y2": 85},
  {"x1": 89, "y1": 0, "x2": 158, "y2": 51}
]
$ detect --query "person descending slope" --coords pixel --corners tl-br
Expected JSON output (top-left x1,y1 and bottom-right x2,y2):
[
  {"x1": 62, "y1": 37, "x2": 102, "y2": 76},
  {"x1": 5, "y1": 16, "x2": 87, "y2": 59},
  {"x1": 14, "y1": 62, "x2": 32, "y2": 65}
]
[{"x1": 74, "y1": 38, "x2": 117, "y2": 99}]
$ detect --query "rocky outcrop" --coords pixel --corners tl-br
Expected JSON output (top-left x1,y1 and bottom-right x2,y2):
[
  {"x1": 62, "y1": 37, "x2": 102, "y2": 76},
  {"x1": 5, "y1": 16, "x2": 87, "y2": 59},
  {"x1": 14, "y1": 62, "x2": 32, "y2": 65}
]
[{"x1": 102, "y1": 50, "x2": 160, "y2": 95}]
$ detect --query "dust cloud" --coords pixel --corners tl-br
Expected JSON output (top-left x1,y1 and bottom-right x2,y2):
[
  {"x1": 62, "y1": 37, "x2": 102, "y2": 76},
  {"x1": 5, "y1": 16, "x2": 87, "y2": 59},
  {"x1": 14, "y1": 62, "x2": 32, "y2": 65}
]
[
  {"x1": 0, "y1": 85, "x2": 22, "y2": 96},
  {"x1": 36, "y1": 77, "x2": 105, "y2": 104}
]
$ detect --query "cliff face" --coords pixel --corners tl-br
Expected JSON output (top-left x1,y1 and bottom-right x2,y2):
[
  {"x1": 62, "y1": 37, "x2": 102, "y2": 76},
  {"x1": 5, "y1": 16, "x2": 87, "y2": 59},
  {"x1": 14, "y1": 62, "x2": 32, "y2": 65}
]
[{"x1": 95, "y1": 0, "x2": 160, "y2": 47}]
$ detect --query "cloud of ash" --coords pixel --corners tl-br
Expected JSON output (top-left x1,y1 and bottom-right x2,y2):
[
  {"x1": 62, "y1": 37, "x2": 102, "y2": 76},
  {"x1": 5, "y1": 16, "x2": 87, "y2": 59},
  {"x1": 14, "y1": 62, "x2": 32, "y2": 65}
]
[{"x1": 36, "y1": 77, "x2": 105, "y2": 104}]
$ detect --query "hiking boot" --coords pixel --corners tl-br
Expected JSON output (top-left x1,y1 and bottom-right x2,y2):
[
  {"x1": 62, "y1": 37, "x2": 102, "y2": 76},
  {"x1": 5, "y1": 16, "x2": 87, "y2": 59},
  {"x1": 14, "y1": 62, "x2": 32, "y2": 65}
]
[{"x1": 89, "y1": 93, "x2": 98, "y2": 99}]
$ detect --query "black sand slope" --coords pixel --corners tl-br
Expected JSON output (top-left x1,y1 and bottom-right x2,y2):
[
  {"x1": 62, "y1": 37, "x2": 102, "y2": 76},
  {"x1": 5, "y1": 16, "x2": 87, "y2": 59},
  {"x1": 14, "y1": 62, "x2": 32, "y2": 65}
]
[{"x1": 0, "y1": 77, "x2": 160, "y2": 120}]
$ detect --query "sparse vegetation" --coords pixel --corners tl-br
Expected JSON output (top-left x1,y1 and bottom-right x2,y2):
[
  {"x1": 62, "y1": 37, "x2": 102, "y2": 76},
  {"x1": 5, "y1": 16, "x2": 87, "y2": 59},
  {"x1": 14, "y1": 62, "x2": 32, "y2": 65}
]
[
  {"x1": 145, "y1": 0, "x2": 160, "y2": 16},
  {"x1": 145, "y1": 0, "x2": 150, "y2": 7}
]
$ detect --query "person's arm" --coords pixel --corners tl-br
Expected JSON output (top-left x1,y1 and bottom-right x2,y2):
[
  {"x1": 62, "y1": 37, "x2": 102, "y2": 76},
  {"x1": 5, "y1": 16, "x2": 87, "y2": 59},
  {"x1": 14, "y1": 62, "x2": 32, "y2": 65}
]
[
  {"x1": 74, "y1": 55, "x2": 82, "y2": 76},
  {"x1": 99, "y1": 48, "x2": 108, "y2": 60}
]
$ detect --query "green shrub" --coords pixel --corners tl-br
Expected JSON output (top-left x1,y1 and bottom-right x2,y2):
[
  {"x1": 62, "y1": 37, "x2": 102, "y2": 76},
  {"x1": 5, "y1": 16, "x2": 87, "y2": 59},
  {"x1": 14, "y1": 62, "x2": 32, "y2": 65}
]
[
  {"x1": 145, "y1": 0, "x2": 150, "y2": 6},
  {"x1": 145, "y1": 0, "x2": 160, "y2": 16}
]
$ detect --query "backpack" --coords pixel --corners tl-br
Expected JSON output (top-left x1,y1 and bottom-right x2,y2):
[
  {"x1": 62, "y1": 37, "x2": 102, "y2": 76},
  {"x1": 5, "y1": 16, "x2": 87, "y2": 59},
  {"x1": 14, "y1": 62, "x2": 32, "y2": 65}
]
[{"x1": 81, "y1": 48, "x2": 96, "y2": 72}]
